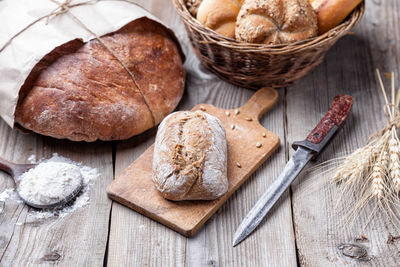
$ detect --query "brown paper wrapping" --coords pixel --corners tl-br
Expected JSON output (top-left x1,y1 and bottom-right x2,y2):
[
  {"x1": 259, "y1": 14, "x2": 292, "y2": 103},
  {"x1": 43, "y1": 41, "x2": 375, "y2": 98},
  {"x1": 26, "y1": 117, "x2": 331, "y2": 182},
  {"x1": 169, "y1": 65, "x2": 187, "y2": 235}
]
[{"x1": 0, "y1": 0, "x2": 183, "y2": 127}]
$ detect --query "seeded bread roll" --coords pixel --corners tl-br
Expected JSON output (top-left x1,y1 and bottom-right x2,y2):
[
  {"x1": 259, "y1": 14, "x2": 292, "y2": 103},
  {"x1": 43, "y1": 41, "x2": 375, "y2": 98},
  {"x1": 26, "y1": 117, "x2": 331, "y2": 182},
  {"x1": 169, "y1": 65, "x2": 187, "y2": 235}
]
[
  {"x1": 152, "y1": 111, "x2": 228, "y2": 201},
  {"x1": 235, "y1": 0, "x2": 318, "y2": 45},
  {"x1": 310, "y1": 0, "x2": 362, "y2": 34},
  {"x1": 197, "y1": 0, "x2": 244, "y2": 38}
]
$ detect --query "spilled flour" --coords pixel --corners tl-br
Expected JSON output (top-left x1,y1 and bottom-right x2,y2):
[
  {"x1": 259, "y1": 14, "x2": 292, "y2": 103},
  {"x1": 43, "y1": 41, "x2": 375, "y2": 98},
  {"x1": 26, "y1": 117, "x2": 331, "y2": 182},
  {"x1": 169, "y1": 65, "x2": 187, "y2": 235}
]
[
  {"x1": 0, "y1": 154, "x2": 99, "y2": 219},
  {"x1": 0, "y1": 188, "x2": 20, "y2": 202}
]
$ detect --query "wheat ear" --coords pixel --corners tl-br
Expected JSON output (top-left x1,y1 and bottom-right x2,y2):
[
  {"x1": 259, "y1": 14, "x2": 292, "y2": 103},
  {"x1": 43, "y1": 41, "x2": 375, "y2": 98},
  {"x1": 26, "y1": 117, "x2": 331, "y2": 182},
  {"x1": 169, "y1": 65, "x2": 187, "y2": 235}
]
[
  {"x1": 371, "y1": 149, "x2": 388, "y2": 200},
  {"x1": 389, "y1": 132, "x2": 400, "y2": 193},
  {"x1": 332, "y1": 148, "x2": 367, "y2": 184}
]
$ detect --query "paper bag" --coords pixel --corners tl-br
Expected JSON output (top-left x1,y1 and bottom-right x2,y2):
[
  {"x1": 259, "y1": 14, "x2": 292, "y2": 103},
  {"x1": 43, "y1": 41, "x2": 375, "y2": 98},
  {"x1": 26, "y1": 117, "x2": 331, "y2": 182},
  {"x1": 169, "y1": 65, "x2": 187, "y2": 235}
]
[{"x1": 0, "y1": 0, "x2": 184, "y2": 127}]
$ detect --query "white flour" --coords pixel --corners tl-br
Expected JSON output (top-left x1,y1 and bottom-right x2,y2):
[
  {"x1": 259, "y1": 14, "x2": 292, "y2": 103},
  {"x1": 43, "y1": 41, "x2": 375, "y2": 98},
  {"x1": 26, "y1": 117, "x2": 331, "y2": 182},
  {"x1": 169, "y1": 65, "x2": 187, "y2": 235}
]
[
  {"x1": 18, "y1": 161, "x2": 83, "y2": 206},
  {"x1": 0, "y1": 154, "x2": 99, "y2": 219}
]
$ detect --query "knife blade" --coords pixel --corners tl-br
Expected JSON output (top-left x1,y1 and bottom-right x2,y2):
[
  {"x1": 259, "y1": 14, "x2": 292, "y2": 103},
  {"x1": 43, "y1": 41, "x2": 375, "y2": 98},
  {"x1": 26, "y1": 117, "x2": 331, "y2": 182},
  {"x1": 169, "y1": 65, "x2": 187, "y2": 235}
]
[{"x1": 233, "y1": 95, "x2": 354, "y2": 247}]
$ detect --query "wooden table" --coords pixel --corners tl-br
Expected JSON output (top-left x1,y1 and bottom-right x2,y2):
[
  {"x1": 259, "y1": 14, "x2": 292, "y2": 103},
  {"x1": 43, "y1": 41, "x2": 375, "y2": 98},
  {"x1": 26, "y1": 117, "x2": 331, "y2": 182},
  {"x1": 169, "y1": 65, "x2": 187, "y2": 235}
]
[{"x1": 1, "y1": 0, "x2": 399, "y2": 266}]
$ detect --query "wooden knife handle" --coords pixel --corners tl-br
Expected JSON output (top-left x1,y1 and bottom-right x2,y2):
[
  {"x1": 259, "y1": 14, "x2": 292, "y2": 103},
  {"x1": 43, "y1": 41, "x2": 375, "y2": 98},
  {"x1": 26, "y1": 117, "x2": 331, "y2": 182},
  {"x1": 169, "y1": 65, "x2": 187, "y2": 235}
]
[
  {"x1": 306, "y1": 95, "x2": 353, "y2": 144},
  {"x1": 292, "y1": 95, "x2": 353, "y2": 157}
]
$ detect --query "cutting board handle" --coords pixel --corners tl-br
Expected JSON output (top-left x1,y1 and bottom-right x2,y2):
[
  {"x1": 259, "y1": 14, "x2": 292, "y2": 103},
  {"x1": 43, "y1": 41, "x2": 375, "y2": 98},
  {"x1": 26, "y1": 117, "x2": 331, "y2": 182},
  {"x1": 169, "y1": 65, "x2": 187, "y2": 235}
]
[{"x1": 240, "y1": 87, "x2": 279, "y2": 119}]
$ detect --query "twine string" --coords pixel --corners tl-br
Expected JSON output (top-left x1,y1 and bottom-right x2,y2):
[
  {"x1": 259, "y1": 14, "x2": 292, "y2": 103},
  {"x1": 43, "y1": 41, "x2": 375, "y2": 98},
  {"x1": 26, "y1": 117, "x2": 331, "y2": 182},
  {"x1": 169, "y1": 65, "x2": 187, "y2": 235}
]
[
  {"x1": 0, "y1": 0, "x2": 98, "y2": 53},
  {"x1": 0, "y1": 0, "x2": 156, "y2": 126},
  {"x1": 368, "y1": 103, "x2": 400, "y2": 143}
]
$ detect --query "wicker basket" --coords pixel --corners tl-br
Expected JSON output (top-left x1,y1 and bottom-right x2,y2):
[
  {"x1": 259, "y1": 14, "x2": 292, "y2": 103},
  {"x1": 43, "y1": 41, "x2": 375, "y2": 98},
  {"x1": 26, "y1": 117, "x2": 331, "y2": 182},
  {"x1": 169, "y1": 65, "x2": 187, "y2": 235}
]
[{"x1": 173, "y1": 0, "x2": 365, "y2": 89}]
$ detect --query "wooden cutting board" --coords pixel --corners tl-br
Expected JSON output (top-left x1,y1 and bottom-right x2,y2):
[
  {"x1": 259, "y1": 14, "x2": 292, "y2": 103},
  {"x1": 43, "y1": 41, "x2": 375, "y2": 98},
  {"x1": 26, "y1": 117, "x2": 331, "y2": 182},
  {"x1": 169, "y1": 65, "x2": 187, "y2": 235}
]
[{"x1": 107, "y1": 87, "x2": 280, "y2": 237}]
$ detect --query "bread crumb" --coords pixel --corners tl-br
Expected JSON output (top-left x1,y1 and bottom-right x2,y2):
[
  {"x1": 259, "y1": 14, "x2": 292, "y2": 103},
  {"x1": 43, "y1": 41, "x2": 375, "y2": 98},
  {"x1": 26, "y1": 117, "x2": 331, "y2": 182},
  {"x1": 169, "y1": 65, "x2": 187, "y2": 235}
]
[
  {"x1": 262, "y1": 132, "x2": 266, "y2": 138},
  {"x1": 225, "y1": 111, "x2": 230, "y2": 116},
  {"x1": 385, "y1": 73, "x2": 393, "y2": 79},
  {"x1": 355, "y1": 234, "x2": 368, "y2": 243},
  {"x1": 236, "y1": 162, "x2": 242, "y2": 168},
  {"x1": 245, "y1": 117, "x2": 252, "y2": 121},
  {"x1": 234, "y1": 109, "x2": 240, "y2": 115},
  {"x1": 200, "y1": 106, "x2": 206, "y2": 111},
  {"x1": 231, "y1": 124, "x2": 235, "y2": 130},
  {"x1": 256, "y1": 142, "x2": 262, "y2": 148}
]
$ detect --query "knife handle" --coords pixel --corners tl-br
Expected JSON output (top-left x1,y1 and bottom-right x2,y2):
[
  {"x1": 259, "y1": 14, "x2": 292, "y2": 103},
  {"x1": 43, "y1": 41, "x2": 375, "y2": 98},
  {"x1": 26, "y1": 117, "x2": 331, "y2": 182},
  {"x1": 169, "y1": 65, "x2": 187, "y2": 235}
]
[{"x1": 292, "y1": 95, "x2": 353, "y2": 156}]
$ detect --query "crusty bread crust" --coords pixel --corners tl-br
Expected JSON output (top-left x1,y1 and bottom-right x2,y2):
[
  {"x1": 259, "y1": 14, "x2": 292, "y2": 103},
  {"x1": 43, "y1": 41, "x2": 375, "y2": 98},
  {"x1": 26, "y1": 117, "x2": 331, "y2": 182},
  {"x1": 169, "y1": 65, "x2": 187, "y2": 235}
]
[
  {"x1": 310, "y1": 0, "x2": 362, "y2": 34},
  {"x1": 196, "y1": 0, "x2": 244, "y2": 38},
  {"x1": 15, "y1": 18, "x2": 185, "y2": 141},
  {"x1": 152, "y1": 111, "x2": 228, "y2": 201},
  {"x1": 235, "y1": 0, "x2": 318, "y2": 45}
]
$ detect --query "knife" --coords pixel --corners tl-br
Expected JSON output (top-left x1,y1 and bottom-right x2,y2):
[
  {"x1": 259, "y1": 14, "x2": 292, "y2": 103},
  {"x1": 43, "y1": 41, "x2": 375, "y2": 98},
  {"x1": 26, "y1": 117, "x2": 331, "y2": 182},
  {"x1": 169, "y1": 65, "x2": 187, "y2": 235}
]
[{"x1": 233, "y1": 95, "x2": 354, "y2": 247}]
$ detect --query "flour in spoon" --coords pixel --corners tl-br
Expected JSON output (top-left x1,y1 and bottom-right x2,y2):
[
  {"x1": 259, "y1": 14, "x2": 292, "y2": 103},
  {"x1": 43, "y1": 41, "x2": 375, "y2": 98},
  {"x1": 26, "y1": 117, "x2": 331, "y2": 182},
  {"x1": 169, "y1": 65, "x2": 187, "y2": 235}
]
[
  {"x1": 17, "y1": 161, "x2": 83, "y2": 206},
  {"x1": 0, "y1": 154, "x2": 99, "y2": 219}
]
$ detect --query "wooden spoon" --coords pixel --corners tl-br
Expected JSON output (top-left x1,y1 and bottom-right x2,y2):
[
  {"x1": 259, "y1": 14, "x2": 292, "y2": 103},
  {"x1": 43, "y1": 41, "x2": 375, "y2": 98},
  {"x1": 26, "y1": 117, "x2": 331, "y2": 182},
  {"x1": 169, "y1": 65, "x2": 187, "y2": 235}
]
[{"x1": 0, "y1": 157, "x2": 83, "y2": 209}]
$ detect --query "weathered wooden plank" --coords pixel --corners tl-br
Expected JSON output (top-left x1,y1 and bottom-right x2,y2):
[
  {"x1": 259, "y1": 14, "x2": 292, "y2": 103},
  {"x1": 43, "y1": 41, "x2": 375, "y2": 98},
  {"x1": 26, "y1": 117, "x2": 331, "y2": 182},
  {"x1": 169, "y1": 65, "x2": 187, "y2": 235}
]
[
  {"x1": 287, "y1": 0, "x2": 400, "y2": 266},
  {"x1": 107, "y1": 1, "x2": 298, "y2": 266},
  {"x1": 184, "y1": 87, "x2": 297, "y2": 267},
  {"x1": 0, "y1": 121, "x2": 113, "y2": 266},
  {"x1": 106, "y1": 1, "x2": 188, "y2": 267},
  {"x1": 107, "y1": 129, "x2": 187, "y2": 267}
]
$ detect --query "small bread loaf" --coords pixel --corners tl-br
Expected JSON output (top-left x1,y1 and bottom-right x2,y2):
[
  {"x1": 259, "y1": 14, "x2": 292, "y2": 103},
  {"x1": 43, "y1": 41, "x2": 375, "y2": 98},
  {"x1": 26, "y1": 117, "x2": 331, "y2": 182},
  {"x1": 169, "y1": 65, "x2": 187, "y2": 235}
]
[
  {"x1": 197, "y1": 0, "x2": 244, "y2": 38},
  {"x1": 310, "y1": 0, "x2": 362, "y2": 34},
  {"x1": 235, "y1": 0, "x2": 318, "y2": 45},
  {"x1": 152, "y1": 111, "x2": 228, "y2": 201}
]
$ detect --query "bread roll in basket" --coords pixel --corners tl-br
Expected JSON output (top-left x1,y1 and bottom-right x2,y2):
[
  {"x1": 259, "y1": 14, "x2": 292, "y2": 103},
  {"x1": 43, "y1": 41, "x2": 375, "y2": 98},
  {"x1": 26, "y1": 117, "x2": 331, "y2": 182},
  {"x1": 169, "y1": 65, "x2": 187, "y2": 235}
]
[{"x1": 173, "y1": 0, "x2": 364, "y2": 89}]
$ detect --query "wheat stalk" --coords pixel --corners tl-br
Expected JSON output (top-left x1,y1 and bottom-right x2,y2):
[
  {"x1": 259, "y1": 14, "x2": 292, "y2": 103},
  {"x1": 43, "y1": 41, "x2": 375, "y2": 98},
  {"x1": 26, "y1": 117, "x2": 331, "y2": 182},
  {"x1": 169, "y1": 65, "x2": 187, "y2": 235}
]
[
  {"x1": 333, "y1": 148, "x2": 366, "y2": 184},
  {"x1": 323, "y1": 69, "x2": 400, "y2": 230},
  {"x1": 371, "y1": 149, "x2": 388, "y2": 200},
  {"x1": 389, "y1": 131, "x2": 400, "y2": 193},
  {"x1": 333, "y1": 132, "x2": 390, "y2": 184}
]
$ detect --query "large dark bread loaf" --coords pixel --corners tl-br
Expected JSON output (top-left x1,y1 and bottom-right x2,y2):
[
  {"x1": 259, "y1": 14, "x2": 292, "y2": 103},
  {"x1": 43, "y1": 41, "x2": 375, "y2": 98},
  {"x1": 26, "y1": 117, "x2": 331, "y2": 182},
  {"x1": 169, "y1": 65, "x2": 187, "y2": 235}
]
[{"x1": 15, "y1": 18, "x2": 185, "y2": 141}]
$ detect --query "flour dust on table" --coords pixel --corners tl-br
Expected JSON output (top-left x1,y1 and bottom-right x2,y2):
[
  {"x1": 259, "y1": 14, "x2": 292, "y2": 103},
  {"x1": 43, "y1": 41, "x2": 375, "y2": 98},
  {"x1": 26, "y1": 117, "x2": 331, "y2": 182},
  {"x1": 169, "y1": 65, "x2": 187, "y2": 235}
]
[
  {"x1": 0, "y1": 188, "x2": 21, "y2": 203},
  {"x1": 0, "y1": 154, "x2": 99, "y2": 219}
]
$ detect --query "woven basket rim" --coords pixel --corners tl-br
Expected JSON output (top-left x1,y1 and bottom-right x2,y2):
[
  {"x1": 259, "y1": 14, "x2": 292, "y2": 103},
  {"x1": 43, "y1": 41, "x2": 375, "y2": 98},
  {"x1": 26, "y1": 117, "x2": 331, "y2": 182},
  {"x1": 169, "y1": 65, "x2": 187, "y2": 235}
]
[{"x1": 173, "y1": 0, "x2": 365, "y2": 54}]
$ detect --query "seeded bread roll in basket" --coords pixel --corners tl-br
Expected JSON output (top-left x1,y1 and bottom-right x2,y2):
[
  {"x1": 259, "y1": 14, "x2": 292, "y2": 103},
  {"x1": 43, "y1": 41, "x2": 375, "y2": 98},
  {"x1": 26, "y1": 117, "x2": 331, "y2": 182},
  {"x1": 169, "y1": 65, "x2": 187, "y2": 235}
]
[
  {"x1": 15, "y1": 18, "x2": 185, "y2": 142},
  {"x1": 152, "y1": 111, "x2": 228, "y2": 201},
  {"x1": 235, "y1": 0, "x2": 318, "y2": 45}
]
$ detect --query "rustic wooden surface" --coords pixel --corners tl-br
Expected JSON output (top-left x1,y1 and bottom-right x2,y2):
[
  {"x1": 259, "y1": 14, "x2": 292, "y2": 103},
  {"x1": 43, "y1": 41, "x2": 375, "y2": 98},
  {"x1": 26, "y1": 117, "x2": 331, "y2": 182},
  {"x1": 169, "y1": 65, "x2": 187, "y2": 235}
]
[
  {"x1": 0, "y1": 0, "x2": 399, "y2": 266},
  {"x1": 107, "y1": 87, "x2": 280, "y2": 237}
]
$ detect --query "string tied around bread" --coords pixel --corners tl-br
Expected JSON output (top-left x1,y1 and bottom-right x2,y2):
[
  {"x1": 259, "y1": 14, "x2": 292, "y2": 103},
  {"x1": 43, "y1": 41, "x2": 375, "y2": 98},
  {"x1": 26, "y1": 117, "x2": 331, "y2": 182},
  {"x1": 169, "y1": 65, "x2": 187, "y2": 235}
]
[{"x1": 0, "y1": 0, "x2": 156, "y2": 126}]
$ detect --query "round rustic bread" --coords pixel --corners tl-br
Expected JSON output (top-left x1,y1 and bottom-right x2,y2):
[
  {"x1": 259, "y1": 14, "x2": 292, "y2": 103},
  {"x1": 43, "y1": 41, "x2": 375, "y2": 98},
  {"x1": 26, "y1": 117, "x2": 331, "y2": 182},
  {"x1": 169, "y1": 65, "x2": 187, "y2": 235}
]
[
  {"x1": 235, "y1": 0, "x2": 318, "y2": 45},
  {"x1": 15, "y1": 18, "x2": 185, "y2": 142}
]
